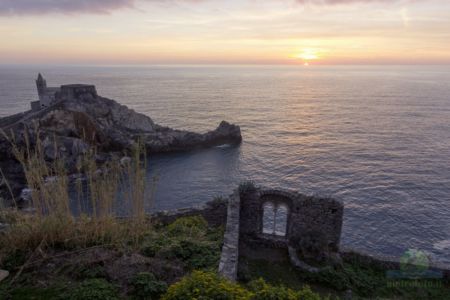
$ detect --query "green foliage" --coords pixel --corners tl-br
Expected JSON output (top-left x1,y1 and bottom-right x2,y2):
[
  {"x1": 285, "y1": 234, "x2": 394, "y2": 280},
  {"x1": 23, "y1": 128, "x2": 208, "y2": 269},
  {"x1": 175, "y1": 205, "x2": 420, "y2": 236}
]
[
  {"x1": 162, "y1": 271, "x2": 326, "y2": 300},
  {"x1": 302, "y1": 262, "x2": 385, "y2": 296},
  {"x1": 66, "y1": 278, "x2": 119, "y2": 300},
  {"x1": 7, "y1": 286, "x2": 64, "y2": 300},
  {"x1": 162, "y1": 271, "x2": 252, "y2": 300},
  {"x1": 130, "y1": 272, "x2": 168, "y2": 300},
  {"x1": 166, "y1": 216, "x2": 208, "y2": 237},
  {"x1": 247, "y1": 278, "x2": 325, "y2": 300},
  {"x1": 74, "y1": 265, "x2": 108, "y2": 280},
  {"x1": 162, "y1": 239, "x2": 221, "y2": 270},
  {"x1": 1, "y1": 249, "x2": 27, "y2": 270},
  {"x1": 0, "y1": 280, "x2": 70, "y2": 300},
  {"x1": 242, "y1": 257, "x2": 450, "y2": 300},
  {"x1": 141, "y1": 216, "x2": 223, "y2": 271}
]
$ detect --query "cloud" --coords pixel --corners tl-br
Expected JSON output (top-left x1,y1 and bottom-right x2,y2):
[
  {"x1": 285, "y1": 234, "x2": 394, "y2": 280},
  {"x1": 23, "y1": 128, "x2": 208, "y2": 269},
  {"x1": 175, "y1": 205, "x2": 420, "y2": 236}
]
[
  {"x1": 0, "y1": 0, "x2": 411, "y2": 16},
  {"x1": 294, "y1": 0, "x2": 408, "y2": 3},
  {"x1": 296, "y1": 0, "x2": 385, "y2": 2},
  {"x1": 0, "y1": 0, "x2": 137, "y2": 16}
]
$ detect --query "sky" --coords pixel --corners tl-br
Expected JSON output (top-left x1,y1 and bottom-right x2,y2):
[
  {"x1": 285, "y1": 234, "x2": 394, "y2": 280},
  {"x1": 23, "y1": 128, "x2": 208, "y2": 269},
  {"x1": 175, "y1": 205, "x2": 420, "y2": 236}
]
[{"x1": 0, "y1": 0, "x2": 450, "y2": 65}]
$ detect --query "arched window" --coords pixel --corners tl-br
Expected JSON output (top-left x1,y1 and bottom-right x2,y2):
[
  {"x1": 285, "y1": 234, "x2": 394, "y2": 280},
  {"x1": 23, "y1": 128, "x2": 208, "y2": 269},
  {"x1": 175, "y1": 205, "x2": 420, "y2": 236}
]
[
  {"x1": 262, "y1": 202, "x2": 288, "y2": 236},
  {"x1": 262, "y1": 202, "x2": 275, "y2": 234}
]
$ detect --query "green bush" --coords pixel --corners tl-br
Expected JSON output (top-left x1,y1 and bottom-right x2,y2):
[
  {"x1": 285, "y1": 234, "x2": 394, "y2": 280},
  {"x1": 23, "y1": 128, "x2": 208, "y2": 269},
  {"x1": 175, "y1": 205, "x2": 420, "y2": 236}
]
[
  {"x1": 247, "y1": 278, "x2": 323, "y2": 300},
  {"x1": 74, "y1": 265, "x2": 108, "y2": 280},
  {"x1": 130, "y1": 272, "x2": 168, "y2": 300},
  {"x1": 141, "y1": 216, "x2": 222, "y2": 271},
  {"x1": 166, "y1": 216, "x2": 208, "y2": 237},
  {"x1": 162, "y1": 271, "x2": 326, "y2": 300},
  {"x1": 162, "y1": 271, "x2": 251, "y2": 300},
  {"x1": 248, "y1": 278, "x2": 299, "y2": 300},
  {"x1": 163, "y1": 239, "x2": 220, "y2": 270},
  {"x1": 67, "y1": 278, "x2": 119, "y2": 300}
]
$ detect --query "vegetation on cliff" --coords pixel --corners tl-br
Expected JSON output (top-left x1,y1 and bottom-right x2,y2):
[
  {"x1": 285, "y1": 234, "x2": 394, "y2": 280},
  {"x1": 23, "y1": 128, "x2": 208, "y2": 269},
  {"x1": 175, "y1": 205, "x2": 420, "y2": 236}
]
[{"x1": 0, "y1": 135, "x2": 326, "y2": 299}]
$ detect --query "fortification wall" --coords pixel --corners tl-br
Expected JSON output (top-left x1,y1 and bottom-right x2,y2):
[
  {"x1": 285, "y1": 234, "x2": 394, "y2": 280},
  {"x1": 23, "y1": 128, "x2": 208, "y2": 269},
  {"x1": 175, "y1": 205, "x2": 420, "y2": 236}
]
[{"x1": 59, "y1": 85, "x2": 98, "y2": 100}]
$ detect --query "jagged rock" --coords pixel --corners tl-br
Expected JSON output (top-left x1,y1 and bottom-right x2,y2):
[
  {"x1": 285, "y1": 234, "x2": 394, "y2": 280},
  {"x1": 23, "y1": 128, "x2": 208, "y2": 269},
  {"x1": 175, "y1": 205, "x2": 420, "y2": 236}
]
[
  {"x1": 0, "y1": 89, "x2": 241, "y2": 202},
  {"x1": 19, "y1": 188, "x2": 33, "y2": 204},
  {"x1": 1, "y1": 94, "x2": 241, "y2": 154}
]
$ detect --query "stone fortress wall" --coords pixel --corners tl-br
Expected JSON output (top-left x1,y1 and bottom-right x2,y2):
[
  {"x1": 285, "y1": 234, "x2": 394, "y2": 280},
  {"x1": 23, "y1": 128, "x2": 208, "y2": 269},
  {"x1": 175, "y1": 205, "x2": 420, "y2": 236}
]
[
  {"x1": 59, "y1": 84, "x2": 98, "y2": 101},
  {"x1": 32, "y1": 74, "x2": 98, "y2": 111},
  {"x1": 226, "y1": 185, "x2": 344, "y2": 279}
]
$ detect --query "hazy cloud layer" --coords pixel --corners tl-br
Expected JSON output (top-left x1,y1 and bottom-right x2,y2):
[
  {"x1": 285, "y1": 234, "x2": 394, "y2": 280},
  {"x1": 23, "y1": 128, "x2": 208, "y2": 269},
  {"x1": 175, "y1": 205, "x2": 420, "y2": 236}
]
[
  {"x1": 0, "y1": 0, "x2": 136, "y2": 15},
  {"x1": 296, "y1": 0, "x2": 396, "y2": 2},
  {"x1": 0, "y1": 0, "x2": 409, "y2": 16}
]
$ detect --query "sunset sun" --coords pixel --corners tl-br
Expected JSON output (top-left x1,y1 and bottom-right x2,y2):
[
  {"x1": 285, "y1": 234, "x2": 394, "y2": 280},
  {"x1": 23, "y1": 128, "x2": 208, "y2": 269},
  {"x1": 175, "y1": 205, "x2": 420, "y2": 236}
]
[{"x1": 293, "y1": 49, "x2": 321, "y2": 65}]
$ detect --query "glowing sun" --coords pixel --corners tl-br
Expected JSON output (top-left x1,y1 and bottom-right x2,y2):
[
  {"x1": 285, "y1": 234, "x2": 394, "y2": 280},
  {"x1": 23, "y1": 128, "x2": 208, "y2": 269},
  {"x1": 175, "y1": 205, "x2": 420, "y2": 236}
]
[{"x1": 293, "y1": 49, "x2": 320, "y2": 65}]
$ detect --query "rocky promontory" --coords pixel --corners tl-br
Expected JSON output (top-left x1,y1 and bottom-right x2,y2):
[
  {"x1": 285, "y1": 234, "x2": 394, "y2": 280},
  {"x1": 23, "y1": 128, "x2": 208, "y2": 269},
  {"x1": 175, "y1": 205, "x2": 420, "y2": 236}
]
[{"x1": 0, "y1": 88, "x2": 242, "y2": 203}]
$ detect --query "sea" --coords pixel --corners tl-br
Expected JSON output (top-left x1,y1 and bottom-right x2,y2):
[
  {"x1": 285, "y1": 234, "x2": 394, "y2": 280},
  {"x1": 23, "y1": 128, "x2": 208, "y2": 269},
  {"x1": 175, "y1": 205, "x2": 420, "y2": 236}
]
[{"x1": 1, "y1": 65, "x2": 449, "y2": 267}]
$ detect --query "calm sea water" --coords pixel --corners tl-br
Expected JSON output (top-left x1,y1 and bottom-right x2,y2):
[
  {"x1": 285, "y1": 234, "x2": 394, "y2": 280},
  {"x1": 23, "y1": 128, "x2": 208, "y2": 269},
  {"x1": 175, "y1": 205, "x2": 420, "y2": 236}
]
[{"x1": 1, "y1": 65, "x2": 449, "y2": 266}]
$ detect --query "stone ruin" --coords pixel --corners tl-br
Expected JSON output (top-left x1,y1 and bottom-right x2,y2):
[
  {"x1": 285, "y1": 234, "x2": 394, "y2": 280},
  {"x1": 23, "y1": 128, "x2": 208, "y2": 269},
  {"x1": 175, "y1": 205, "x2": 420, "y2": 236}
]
[
  {"x1": 218, "y1": 184, "x2": 344, "y2": 281},
  {"x1": 155, "y1": 184, "x2": 449, "y2": 281}
]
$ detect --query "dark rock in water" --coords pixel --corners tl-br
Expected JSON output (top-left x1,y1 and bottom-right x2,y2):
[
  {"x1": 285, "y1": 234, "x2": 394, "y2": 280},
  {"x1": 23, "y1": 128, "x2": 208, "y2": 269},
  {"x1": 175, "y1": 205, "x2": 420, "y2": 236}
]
[{"x1": 0, "y1": 89, "x2": 242, "y2": 202}]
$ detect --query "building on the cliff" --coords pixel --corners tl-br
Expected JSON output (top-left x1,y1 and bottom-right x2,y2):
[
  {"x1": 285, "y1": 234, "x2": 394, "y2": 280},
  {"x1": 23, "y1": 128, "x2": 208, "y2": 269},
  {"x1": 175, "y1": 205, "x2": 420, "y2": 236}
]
[
  {"x1": 30, "y1": 74, "x2": 97, "y2": 111},
  {"x1": 218, "y1": 185, "x2": 344, "y2": 281}
]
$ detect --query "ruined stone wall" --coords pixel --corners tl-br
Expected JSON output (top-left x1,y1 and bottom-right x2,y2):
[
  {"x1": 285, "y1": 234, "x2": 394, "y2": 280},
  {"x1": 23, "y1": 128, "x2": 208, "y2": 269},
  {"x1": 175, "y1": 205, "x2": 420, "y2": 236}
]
[
  {"x1": 59, "y1": 85, "x2": 98, "y2": 100},
  {"x1": 287, "y1": 193, "x2": 343, "y2": 253},
  {"x1": 239, "y1": 187, "x2": 343, "y2": 258},
  {"x1": 218, "y1": 190, "x2": 241, "y2": 280}
]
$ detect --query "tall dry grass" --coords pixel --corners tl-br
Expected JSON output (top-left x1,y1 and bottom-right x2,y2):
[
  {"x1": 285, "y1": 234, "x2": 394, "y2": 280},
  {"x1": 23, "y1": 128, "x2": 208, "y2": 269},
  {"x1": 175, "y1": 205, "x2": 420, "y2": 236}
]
[{"x1": 0, "y1": 128, "x2": 152, "y2": 264}]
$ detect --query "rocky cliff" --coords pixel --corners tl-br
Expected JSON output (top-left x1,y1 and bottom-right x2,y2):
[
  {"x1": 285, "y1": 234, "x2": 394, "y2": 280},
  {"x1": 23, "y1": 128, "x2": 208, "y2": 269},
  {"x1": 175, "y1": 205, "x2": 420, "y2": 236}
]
[{"x1": 0, "y1": 91, "x2": 242, "y2": 204}]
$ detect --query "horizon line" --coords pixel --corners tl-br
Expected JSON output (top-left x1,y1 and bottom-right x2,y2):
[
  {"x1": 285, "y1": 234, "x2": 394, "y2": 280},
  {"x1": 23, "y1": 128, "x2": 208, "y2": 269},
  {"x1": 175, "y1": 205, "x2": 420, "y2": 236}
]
[{"x1": 2, "y1": 62, "x2": 450, "y2": 68}]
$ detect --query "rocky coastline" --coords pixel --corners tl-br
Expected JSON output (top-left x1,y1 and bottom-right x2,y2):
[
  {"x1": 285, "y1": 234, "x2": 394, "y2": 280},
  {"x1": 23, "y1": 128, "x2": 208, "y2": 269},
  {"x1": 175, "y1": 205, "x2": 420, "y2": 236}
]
[{"x1": 0, "y1": 88, "x2": 242, "y2": 205}]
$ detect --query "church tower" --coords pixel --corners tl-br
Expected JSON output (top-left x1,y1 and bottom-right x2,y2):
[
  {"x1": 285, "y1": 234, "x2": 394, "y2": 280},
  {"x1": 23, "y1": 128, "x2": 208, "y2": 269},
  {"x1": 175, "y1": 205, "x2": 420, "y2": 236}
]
[{"x1": 36, "y1": 73, "x2": 47, "y2": 99}]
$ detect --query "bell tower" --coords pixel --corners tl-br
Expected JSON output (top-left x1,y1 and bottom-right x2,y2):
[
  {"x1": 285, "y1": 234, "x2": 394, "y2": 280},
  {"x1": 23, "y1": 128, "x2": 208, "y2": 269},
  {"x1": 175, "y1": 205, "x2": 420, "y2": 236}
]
[{"x1": 36, "y1": 73, "x2": 47, "y2": 99}]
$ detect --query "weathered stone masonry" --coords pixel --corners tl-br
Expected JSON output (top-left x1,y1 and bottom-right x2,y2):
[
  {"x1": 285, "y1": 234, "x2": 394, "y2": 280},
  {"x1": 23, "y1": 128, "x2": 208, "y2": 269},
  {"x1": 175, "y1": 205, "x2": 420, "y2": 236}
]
[
  {"x1": 218, "y1": 185, "x2": 344, "y2": 280},
  {"x1": 218, "y1": 190, "x2": 241, "y2": 280}
]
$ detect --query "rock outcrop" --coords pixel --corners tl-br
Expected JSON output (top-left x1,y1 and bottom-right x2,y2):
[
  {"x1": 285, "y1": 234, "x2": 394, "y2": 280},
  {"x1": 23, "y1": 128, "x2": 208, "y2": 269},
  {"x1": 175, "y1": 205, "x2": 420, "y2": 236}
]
[{"x1": 0, "y1": 90, "x2": 242, "y2": 203}]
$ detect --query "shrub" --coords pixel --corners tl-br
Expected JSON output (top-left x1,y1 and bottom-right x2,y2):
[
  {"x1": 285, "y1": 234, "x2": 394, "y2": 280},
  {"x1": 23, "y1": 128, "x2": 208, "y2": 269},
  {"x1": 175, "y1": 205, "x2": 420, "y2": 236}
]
[
  {"x1": 247, "y1": 278, "x2": 323, "y2": 300},
  {"x1": 162, "y1": 239, "x2": 220, "y2": 270},
  {"x1": 141, "y1": 217, "x2": 223, "y2": 271},
  {"x1": 162, "y1": 272, "x2": 326, "y2": 300},
  {"x1": 74, "y1": 265, "x2": 108, "y2": 280},
  {"x1": 130, "y1": 272, "x2": 168, "y2": 300},
  {"x1": 162, "y1": 271, "x2": 251, "y2": 300},
  {"x1": 248, "y1": 278, "x2": 298, "y2": 300},
  {"x1": 0, "y1": 134, "x2": 152, "y2": 268},
  {"x1": 166, "y1": 216, "x2": 208, "y2": 237},
  {"x1": 67, "y1": 278, "x2": 119, "y2": 300}
]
